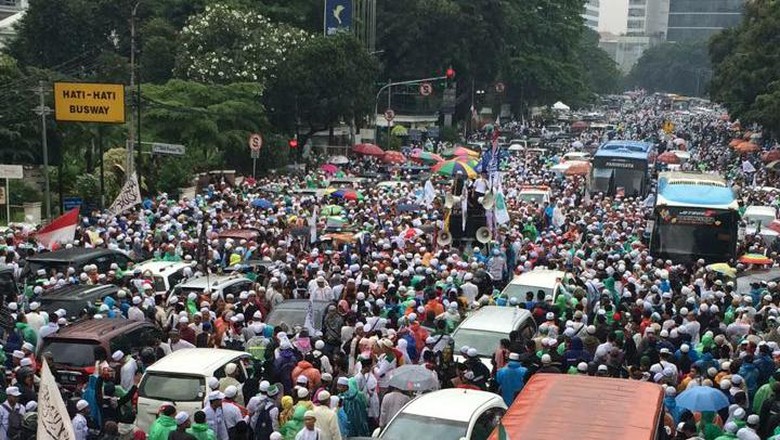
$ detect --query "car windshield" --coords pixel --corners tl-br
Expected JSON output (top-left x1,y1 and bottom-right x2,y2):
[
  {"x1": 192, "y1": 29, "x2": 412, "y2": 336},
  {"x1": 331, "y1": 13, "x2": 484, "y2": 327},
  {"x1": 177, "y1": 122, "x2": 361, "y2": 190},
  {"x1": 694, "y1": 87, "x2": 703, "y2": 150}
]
[
  {"x1": 517, "y1": 193, "x2": 544, "y2": 204},
  {"x1": 42, "y1": 339, "x2": 98, "y2": 367},
  {"x1": 381, "y1": 414, "x2": 468, "y2": 440},
  {"x1": 502, "y1": 284, "x2": 553, "y2": 301},
  {"x1": 452, "y1": 328, "x2": 505, "y2": 357},
  {"x1": 40, "y1": 299, "x2": 88, "y2": 320},
  {"x1": 267, "y1": 308, "x2": 307, "y2": 328},
  {"x1": 139, "y1": 373, "x2": 204, "y2": 402}
]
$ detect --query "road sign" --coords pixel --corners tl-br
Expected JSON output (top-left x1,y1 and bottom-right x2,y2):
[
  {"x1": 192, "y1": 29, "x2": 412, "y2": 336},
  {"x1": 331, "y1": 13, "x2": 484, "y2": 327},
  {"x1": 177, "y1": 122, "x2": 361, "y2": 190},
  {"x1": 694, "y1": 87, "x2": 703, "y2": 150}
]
[
  {"x1": 63, "y1": 196, "x2": 83, "y2": 212},
  {"x1": 324, "y1": 0, "x2": 352, "y2": 36},
  {"x1": 151, "y1": 143, "x2": 186, "y2": 156},
  {"x1": 249, "y1": 133, "x2": 263, "y2": 151},
  {"x1": 419, "y1": 82, "x2": 433, "y2": 96},
  {"x1": 0, "y1": 164, "x2": 23, "y2": 179},
  {"x1": 250, "y1": 149, "x2": 260, "y2": 159},
  {"x1": 495, "y1": 82, "x2": 506, "y2": 93},
  {"x1": 384, "y1": 109, "x2": 395, "y2": 121},
  {"x1": 53, "y1": 82, "x2": 125, "y2": 123}
]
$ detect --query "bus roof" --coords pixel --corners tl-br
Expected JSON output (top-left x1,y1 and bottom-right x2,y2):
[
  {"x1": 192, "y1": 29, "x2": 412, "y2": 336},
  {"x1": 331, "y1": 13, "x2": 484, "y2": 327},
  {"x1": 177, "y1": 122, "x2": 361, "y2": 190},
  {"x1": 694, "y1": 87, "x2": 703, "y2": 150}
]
[
  {"x1": 657, "y1": 172, "x2": 738, "y2": 209},
  {"x1": 490, "y1": 374, "x2": 664, "y2": 440},
  {"x1": 594, "y1": 141, "x2": 654, "y2": 160}
]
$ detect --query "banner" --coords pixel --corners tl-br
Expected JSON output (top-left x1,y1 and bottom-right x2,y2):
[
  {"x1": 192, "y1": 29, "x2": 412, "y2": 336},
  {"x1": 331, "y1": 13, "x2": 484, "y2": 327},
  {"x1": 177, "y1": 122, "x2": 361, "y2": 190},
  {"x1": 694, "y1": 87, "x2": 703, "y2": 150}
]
[
  {"x1": 108, "y1": 172, "x2": 141, "y2": 215},
  {"x1": 324, "y1": 0, "x2": 352, "y2": 36},
  {"x1": 38, "y1": 362, "x2": 76, "y2": 440},
  {"x1": 494, "y1": 191, "x2": 510, "y2": 225}
]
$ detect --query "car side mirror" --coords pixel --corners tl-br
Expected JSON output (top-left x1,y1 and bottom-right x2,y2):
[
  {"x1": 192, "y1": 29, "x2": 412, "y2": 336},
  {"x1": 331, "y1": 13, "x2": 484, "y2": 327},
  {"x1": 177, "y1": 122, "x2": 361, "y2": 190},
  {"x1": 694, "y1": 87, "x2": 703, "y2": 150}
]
[{"x1": 372, "y1": 427, "x2": 381, "y2": 438}]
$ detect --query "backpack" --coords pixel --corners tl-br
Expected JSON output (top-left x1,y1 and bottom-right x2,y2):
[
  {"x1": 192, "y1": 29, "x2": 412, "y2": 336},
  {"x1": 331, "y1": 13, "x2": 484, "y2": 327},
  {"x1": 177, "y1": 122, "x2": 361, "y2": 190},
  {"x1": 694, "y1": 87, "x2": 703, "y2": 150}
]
[
  {"x1": 252, "y1": 401, "x2": 274, "y2": 440},
  {"x1": 4, "y1": 403, "x2": 22, "y2": 440}
]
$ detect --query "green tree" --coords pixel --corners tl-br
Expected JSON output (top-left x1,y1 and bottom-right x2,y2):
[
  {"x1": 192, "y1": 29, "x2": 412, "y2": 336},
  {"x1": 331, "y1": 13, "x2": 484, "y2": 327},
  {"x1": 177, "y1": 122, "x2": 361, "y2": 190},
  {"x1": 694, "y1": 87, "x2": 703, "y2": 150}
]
[
  {"x1": 265, "y1": 34, "x2": 379, "y2": 145},
  {"x1": 709, "y1": 0, "x2": 780, "y2": 136},
  {"x1": 175, "y1": 3, "x2": 311, "y2": 85},
  {"x1": 626, "y1": 41, "x2": 711, "y2": 96},
  {"x1": 578, "y1": 29, "x2": 622, "y2": 95},
  {"x1": 141, "y1": 79, "x2": 269, "y2": 182}
]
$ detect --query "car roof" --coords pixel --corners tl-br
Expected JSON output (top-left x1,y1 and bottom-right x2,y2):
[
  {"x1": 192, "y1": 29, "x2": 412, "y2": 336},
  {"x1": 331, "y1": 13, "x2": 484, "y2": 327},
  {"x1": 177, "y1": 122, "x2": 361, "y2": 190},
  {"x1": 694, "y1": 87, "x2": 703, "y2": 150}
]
[
  {"x1": 40, "y1": 284, "x2": 118, "y2": 301},
  {"x1": 133, "y1": 260, "x2": 194, "y2": 275},
  {"x1": 46, "y1": 318, "x2": 150, "y2": 341},
  {"x1": 27, "y1": 248, "x2": 121, "y2": 263},
  {"x1": 399, "y1": 389, "x2": 504, "y2": 421},
  {"x1": 508, "y1": 269, "x2": 565, "y2": 288},
  {"x1": 736, "y1": 268, "x2": 780, "y2": 286},
  {"x1": 177, "y1": 274, "x2": 245, "y2": 289},
  {"x1": 457, "y1": 306, "x2": 532, "y2": 333},
  {"x1": 270, "y1": 299, "x2": 331, "y2": 311},
  {"x1": 145, "y1": 348, "x2": 249, "y2": 376},
  {"x1": 744, "y1": 206, "x2": 776, "y2": 216}
]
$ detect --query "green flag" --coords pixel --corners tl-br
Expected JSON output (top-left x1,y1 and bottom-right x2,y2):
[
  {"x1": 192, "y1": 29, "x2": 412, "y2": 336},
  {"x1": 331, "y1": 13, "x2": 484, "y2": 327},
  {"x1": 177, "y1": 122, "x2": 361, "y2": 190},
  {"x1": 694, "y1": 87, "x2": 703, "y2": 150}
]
[{"x1": 498, "y1": 420, "x2": 510, "y2": 440}]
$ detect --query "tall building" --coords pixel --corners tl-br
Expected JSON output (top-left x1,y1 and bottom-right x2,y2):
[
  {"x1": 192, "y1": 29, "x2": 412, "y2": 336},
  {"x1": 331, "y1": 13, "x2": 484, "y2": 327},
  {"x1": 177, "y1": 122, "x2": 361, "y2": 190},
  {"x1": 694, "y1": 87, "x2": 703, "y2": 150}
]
[
  {"x1": 666, "y1": 0, "x2": 743, "y2": 42},
  {"x1": 583, "y1": 0, "x2": 601, "y2": 30},
  {"x1": 627, "y1": 0, "x2": 670, "y2": 38}
]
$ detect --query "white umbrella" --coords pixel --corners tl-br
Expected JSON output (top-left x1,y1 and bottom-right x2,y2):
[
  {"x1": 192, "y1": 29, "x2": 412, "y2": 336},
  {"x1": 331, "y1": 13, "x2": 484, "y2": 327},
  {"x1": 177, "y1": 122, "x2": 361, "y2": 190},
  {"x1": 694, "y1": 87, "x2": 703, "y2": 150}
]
[
  {"x1": 552, "y1": 101, "x2": 570, "y2": 111},
  {"x1": 508, "y1": 144, "x2": 524, "y2": 151},
  {"x1": 328, "y1": 155, "x2": 349, "y2": 165}
]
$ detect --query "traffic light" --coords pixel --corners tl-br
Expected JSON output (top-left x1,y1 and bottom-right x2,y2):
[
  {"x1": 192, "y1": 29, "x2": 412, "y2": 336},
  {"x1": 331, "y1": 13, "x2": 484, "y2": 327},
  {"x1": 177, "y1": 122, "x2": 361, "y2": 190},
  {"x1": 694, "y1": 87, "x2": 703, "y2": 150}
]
[
  {"x1": 288, "y1": 138, "x2": 298, "y2": 149},
  {"x1": 446, "y1": 67, "x2": 456, "y2": 80}
]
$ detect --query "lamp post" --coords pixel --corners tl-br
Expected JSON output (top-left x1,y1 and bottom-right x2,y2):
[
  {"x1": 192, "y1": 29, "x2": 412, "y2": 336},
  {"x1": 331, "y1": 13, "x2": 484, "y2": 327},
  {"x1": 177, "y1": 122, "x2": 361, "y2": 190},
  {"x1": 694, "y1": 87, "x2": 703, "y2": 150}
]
[{"x1": 372, "y1": 75, "x2": 449, "y2": 145}]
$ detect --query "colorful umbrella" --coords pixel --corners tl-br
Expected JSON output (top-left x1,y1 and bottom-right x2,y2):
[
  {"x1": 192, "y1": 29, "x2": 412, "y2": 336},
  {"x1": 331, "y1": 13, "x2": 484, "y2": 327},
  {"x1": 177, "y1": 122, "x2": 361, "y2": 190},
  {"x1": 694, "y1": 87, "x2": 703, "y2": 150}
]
[
  {"x1": 762, "y1": 150, "x2": 780, "y2": 163},
  {"x1": 403, "y1": 228, "x2": 424, "y2": 240},
  {"x1": 320, "y1": 164, "x2": 339, "y2": 174},
  {"x1": 409, "y1": 150, "x2": 444, "y2": 164},
  {"x1": 251, "y1": 199, "x2": 272, "y2": 209},
  {"x1": 657, "y1": 151, "x2": 681, "y2": 164},
  {"x1": 352, "y1": 143, "x2": 384, "y2": 156},
  {"x1": 321, "y1": 205, "x2": 344, "y2": 216},
  {"x1": 391, "y1": 125, "x2": 409, "y2": 136},
  {"x1": 432, "y1": 159, "x2": 478, "y2": 178},
  {"x1": 676, "y1": 386, "x2": 730, "y2": 412},
  {"x1": 455, "y1": 156, "x2": 479, "y2": 168},
  {"x1": 564, "y1": 160, "x2": 591, "y2": 177},
  {"x1": 381, "y1": 150, "x2": 406, "y2": 164},
  {"x1": 332, "y1": 188, "x2": 364, "y2": 201},
  {"x1": 734, "y1": 142, "x2": 760, "y2": 153},
  {"x1": 706, "y1": 263, "x2": 736, "y2": 278},
  {"x1": 768, "y1": 220, "x2": 780, "y2": 234},
  {"x1": 738, "y1": 253, "x2": 772, "y2": 265},
  {"x1": 443, "y1": 146, "x2": 480, "y2": 158}
]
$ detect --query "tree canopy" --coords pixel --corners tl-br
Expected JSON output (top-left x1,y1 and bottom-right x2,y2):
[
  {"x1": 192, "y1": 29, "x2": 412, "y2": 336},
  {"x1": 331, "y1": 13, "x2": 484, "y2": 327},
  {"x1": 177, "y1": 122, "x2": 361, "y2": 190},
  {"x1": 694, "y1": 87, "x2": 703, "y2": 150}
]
[
  {"x1": 625, "y1": 41, "x2": 711, "y2": 97},
  {"x1": 709, "y1": 0, "x2": 780, "y2": 136}
]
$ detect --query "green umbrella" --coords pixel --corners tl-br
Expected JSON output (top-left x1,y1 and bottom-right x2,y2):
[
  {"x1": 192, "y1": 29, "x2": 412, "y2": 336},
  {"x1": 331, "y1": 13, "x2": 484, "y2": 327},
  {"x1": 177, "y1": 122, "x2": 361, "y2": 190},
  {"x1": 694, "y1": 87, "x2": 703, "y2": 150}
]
[
  {"x1": 391, "y1": 125, "x2": 409, "y2": 136},
  {"x1": 321, "y1": 205, "x2": 344, "y2": 216}
]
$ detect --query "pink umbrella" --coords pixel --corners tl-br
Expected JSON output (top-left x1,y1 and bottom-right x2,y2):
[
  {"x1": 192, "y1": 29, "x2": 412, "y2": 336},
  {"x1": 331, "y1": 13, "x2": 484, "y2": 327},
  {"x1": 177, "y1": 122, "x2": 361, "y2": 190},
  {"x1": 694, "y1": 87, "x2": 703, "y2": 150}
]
[{"x1": 320, "y1": 164, "x2": 339, "y2": 174}]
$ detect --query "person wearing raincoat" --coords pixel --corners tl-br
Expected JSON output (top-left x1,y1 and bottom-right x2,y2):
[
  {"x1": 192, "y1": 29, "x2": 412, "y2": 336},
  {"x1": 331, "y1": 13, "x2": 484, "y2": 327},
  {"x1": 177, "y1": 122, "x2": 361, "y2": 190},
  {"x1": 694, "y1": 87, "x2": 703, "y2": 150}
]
[
  {"x1": 664, "y1": 386, "x2": 682, "y2": 424},
  {"x1": 697, "y1": 411, "x2": 723, "y2": 440},
  {"x1": 280, "y1": 405, "x2": 306, "y2": 440},
  {"x1": 148, "y1": 405, "x2": 178, "y2": 440},
  {"x1": 337, "y1": 377, "x2": 369, "y2": 437}
]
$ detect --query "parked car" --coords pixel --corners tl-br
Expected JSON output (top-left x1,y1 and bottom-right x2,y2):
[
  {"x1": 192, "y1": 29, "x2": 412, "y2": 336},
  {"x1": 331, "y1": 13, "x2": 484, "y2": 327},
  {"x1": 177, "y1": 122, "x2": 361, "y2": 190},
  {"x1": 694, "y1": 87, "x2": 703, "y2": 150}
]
[
  {"x1": 39, "y1": 284, "x2": 119, "y2": 321},
  {"x1": 131, "y1": 260, "x2": 195, "y2": 296},
  {"x1": 374, "y1": 388, "x2": 507, "y2": 439},
  {"x1": 266, "y1": 300, "x2": 331, "y2": 331},
  {"x1": 501, "y1": 268, "x2": 566, "y2": 302},
  {"x1": 40, "y1": 319, "x2": 161, "y2": 390},
  {"x1": 169, "y1": 273, "x2": 254, "y2": 300},
  {"x1": 22, "y1": 248, "x2": 132, "y2": 283},
  {"x1": 451, "y1": 306, "x2": 537, "y2": 371},
  {"x1": 136, "y1": 348, "x2": 251, "y2": 431}
]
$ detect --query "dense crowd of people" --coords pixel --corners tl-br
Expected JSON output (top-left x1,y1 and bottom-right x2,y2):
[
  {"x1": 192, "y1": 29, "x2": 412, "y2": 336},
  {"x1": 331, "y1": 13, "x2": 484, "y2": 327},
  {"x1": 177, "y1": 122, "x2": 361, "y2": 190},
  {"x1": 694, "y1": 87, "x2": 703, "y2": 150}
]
[{"x1": 3, "y1": 92, "x2": 780, "y2": 440}]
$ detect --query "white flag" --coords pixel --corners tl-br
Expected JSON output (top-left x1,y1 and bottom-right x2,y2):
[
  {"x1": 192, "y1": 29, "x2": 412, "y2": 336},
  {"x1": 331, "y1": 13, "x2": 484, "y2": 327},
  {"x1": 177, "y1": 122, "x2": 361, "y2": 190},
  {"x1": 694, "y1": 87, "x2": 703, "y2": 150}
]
[
  {"x1": 37, "y1": 362, "x2": 77, "y2": 440},
  {"x1": 742, "y1": 160, "x2": 756, "y2": 174},
  {"x1": 108, "y1": 172, "x2": 142, "y2": 215},
  {"x1": 494, "y1": 191, "x2": 510, "y2": 225}
]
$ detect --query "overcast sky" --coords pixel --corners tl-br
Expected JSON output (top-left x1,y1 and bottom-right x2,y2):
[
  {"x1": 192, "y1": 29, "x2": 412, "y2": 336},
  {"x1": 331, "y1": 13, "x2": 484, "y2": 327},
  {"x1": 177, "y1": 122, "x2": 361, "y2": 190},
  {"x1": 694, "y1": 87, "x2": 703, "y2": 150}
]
[{"x1": 599, "y1": 0, "x2": 628, "y2": 34}]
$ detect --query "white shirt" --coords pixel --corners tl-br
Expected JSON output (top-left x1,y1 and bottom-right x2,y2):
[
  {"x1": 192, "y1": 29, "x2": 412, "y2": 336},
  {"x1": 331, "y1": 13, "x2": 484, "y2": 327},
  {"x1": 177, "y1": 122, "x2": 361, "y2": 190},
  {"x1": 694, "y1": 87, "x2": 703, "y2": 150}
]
[
  {"x1": 311, "y1": 405, "x2": 341, "y2": 440},
  {"x1": 0, "y1": 401, "x2": 26, "y2": 440},
  {"x1": 310, "y1": 286, "x2": 333, "y2": 302},
  {"x1": 128, "y1": 306, "x2": 146, "y2": 321},
  {"x1": 170, "y1": 339, "x2": 195, "y2": 352},
  {"x1": 247, "y1": 396, "x2": 279, "y2": 432},
  {"x1": 461, "y1": 282, "x2": 478, "y2": 304},
  {"x1": 120, "y1": 358, "x2": 138, "y2": 391},
  {"x1": 39, "y1": 323, "x2": 59, "y2": 339},
  {"x1": 203, "y1": 405, "x2": 229, "y2": 440},
  {"x1": 222, "y1": 401, "x2": 243, "y2": 428},
  {"x1": 72, "y1": 413, "x2": 88, "y2": 440},
  {"x1": 295, "y1": 427, "x2": 322, "y2": 440}
]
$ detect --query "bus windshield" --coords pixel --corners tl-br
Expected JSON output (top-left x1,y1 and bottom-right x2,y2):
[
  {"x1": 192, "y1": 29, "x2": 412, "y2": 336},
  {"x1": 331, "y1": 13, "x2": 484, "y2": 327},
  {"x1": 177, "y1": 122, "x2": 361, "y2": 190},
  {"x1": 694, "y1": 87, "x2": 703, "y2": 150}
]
[{"x1": 652, "y1": 207, "x2": 738, "y2": 263}]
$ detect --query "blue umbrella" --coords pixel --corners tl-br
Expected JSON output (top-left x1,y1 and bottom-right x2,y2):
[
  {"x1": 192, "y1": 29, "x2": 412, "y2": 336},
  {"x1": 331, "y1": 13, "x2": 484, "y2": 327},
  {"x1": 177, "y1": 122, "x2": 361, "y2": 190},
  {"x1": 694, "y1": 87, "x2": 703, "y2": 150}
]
[
  {"x1": 251, "y1": 198, "x2": 272, "y2": 209},
  {"x1": 675, "y1": 386, "x2": 729, "y2": 412}
]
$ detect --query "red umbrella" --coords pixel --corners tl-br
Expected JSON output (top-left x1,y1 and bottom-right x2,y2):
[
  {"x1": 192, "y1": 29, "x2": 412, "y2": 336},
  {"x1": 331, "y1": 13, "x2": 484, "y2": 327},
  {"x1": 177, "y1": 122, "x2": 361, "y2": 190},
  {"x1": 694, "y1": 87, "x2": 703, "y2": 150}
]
[
  {"x1": 353, "y1": 143, "x2": 384, "y2": 156},
  {"x1": 320, "y1": 164, "x2": 339, "y2": 174},
  {"x1": 564, "y1": 161, "x2": 591, "y2": 177},
  {"x1": 762, "y1": 150, "x2": 780, "y2": 163},
  {"x1": 657, "y1": 151, "x2": 681, "y2": 164},
  {"x1": 381, "y1": 151, "x2": 406, "y2": 164}
]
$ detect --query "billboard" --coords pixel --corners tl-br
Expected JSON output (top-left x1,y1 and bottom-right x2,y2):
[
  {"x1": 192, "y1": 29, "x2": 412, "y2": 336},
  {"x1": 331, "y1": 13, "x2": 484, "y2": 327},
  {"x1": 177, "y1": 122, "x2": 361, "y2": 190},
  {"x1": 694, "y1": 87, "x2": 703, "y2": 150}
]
[{"x1": 324, "y1": 0, "x2": 352, "y2": 36}]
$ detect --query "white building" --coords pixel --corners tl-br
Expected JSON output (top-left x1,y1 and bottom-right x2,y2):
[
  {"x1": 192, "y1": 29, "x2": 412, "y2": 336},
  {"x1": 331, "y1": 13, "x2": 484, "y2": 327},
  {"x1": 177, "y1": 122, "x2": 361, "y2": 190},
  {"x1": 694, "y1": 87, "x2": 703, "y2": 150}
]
[
  {"x1": 583, "y1": 0, "x2": 600, "y2": 30},
  {"x1": 599, "y1": 0, "x2": 670, "y2": 72}
]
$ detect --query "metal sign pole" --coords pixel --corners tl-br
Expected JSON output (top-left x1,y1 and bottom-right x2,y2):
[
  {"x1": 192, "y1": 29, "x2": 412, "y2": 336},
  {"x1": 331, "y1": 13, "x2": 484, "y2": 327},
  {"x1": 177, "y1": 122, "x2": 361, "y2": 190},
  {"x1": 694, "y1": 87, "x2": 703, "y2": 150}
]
[
  {"x1": 5, "y1": 178, "x2": 9, "y2": 225},
  {"x1": 253, "y1": 158, "x2": 257, "y2": 179}
]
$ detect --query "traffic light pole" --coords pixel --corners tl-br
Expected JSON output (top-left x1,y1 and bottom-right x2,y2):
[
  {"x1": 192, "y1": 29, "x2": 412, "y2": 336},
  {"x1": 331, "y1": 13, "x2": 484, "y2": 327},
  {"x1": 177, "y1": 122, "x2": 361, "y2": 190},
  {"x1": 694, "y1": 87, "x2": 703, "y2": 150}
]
[{"x1": 373, "y1": 75, "x2": 448, "y2": 145}]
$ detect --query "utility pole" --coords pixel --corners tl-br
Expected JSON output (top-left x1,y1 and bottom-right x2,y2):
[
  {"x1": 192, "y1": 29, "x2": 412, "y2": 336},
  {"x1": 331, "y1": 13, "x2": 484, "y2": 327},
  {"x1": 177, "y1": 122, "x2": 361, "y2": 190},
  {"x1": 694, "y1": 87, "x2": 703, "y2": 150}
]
[
  {"x1": 33, "y1": 80, "x2": 52, "y2": 221},
  {"x1": 127, "y1": 1, "x2": 140, "y2": 180}
]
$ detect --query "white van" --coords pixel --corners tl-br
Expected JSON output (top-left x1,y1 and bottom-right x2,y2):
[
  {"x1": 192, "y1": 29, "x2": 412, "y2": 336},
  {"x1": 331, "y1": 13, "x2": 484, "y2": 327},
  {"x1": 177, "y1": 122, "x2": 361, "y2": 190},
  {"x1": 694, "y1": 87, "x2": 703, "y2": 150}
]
[
  {"x1": 744, "y1": 205, "x2": 778, "y2": 245},
  {"x1": 135, "y1": 348, "x2": 251, "y2": 431},
  {"x1": 132, "y1": 260, "x2": 196, "y2": 297},
  {"x1": 501, "y1": 268, "x2": 566, "y2": 302},
  {"x1": 169, "y1": 273, "x2": 254, "y2": 300},
  {"x1": 451, "y1": 306, "x2": 536, "y2": 370},
  {"x1": 375, "y1": 388, "x2": 506, "y2": 440}
]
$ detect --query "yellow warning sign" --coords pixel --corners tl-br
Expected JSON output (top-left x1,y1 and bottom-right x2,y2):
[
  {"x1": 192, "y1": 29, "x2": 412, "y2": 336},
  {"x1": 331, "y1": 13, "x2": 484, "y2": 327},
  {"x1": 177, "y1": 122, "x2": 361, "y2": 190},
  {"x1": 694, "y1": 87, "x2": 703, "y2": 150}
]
[{"x1": 54, "y1": 82, "x2": 125, "y2": 123}]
